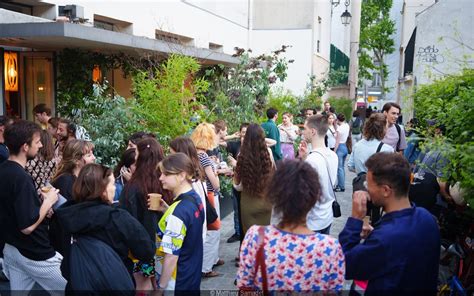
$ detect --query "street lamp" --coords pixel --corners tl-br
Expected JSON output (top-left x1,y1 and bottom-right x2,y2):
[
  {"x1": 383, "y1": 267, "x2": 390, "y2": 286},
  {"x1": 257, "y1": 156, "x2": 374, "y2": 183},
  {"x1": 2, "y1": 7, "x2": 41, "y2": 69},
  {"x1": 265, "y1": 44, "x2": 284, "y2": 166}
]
[{"x1": 341, "y1": 0, "x2": 352, "y2": 25}]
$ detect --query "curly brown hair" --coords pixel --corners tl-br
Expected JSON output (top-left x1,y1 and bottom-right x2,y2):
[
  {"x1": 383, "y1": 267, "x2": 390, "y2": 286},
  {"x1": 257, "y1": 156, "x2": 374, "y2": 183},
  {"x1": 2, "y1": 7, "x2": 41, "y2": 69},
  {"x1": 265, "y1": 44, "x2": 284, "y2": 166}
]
[
  {"x1": 363, "y1": 113, "x2": 386, "y2": 141},
  {"x1": 266, "y1": 160, "x2": 322, "y2": 227},
  {"x1": 235, "y1": 123, "x2": 274, "y2": 197}
]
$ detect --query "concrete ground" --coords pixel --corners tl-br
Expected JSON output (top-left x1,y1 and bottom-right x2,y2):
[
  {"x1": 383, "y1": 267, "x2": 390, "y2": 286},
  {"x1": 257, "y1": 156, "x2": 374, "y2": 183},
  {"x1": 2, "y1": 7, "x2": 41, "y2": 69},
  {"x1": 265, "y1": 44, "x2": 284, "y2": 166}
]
[{"x1": 0, "y1": 167, "x2": 356, "y2": 294}]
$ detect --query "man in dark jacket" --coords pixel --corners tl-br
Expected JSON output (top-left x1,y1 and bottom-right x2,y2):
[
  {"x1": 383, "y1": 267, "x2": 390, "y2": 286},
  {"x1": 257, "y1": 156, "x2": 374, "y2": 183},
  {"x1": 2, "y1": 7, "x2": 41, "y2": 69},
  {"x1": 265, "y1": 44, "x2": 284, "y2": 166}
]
[{"x1": 339, "y1": 152, "x2": 440, "y2": 294}]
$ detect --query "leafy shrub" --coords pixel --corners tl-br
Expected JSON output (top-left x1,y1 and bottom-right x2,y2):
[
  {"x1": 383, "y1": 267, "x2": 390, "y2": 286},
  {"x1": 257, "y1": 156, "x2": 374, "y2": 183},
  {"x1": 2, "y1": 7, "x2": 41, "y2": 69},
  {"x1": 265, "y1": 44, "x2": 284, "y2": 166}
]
[
  {"x1": 78, "y1": 83, "x2": 145, "y2": 167},
  {"x1": 328, "y1": 97, "x2": 353, "y2": 120},
  {"x1": 200, "y1": 47, "x2": 292, "y2": 132},
  {"x1": 132, "y1": 54, "x2": 209, "y2": 143},
  {"x1": 414, "y1": 69, "x2": 474, "y2": 208},
  {"x1": 264, "y1": 87, "x2": 300, "y2": 124}
]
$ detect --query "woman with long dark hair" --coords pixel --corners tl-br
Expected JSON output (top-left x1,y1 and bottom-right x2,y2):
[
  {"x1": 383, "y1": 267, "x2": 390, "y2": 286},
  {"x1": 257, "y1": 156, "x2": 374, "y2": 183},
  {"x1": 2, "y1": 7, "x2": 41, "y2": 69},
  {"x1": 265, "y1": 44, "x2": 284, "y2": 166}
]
[
  {"x1": 113, "y1": 148, "x2": 136, "y2": 202},
  {"x1": 234, "y1": 123, "x2": 274, "y2": 236},
  {"x1": 119, "y1": 137, "x2": 171, "y2": 291}
]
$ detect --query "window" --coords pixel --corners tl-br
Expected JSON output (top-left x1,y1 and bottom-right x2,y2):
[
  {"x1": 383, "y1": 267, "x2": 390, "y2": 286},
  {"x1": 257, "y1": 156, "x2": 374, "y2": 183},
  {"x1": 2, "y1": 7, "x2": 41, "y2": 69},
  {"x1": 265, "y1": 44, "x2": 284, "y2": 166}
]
[
  {"x1": 317, "y1": 16, "x2": 322, "y2": 53},
  {"x1": 209, "y1": 43, "x2": 223, "y2": 52},
  {"x1": 155, "y1": 30, "x2": 194, "y2": 46},
  {"x1": 94, "y1": 20, "x2": 114, "y2": 31},
  {"x1": 372, "y1": 73, "x2": 382, "y2": 87}
]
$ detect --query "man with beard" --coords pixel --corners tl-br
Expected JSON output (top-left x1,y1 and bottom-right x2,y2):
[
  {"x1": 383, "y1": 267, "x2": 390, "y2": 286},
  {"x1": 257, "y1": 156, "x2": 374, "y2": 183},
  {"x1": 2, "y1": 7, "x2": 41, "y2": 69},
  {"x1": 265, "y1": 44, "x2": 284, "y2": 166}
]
[
  {"x1": 54, "y1": 118, "x2": 76, "y2": 164},
  {"x1": 0, "y1": 120, "x2": 66, "y2": 292},
  {"x1": 339, "y1": 152, "x2": 440, "y2": 294}
]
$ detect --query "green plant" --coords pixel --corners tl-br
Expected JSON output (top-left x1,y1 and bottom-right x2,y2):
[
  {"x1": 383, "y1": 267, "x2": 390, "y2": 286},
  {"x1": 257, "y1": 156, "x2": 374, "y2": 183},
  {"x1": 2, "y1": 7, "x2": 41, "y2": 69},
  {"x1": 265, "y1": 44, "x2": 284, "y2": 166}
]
[
  {"x1": 77, "y1": 82, "x2": 146, "y2": 167},
  {"x1": 414, "y1": 68, "x2": 474, "y2": 209},
  {"x1": 264, "y1": 87, "x2": 300, "y2": 124},
  {"x1": 200, "y1": 46, "x2": 292, "y2": 132},
  {"x1": 328, "y1": 97, "x2": 353, "y2": 120},
  {"x1": 132, "y1": 54, "x2": 209, "y2": 143}
]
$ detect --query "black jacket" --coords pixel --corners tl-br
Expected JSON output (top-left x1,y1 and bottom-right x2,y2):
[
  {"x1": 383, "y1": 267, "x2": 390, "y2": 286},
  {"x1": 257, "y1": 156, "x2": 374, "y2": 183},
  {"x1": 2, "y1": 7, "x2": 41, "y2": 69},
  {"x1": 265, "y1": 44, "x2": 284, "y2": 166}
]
[{"x1": 55, "y1": 200, "x2": 155, "y2": 275}]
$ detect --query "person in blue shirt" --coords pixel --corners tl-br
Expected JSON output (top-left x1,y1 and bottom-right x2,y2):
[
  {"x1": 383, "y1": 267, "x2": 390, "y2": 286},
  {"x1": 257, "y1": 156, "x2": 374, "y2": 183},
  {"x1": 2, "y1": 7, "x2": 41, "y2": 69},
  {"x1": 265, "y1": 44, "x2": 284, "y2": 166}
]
[
  {"x1": 261, "y1": 107, "x2": 282, "y2": 161},
  {"x1": 156, "y1": 153, "x2": 204, "y2": 296},
  {"x1": 339, "y1": 152, "x2": 440, "y2": 295}
]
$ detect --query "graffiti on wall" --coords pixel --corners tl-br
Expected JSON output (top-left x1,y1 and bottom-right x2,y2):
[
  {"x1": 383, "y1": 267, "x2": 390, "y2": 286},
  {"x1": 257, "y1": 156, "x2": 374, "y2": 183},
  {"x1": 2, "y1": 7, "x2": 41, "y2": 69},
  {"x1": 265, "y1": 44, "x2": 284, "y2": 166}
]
[{"x1": 416, "y1": 45, "x2": 445, "y2": 64}]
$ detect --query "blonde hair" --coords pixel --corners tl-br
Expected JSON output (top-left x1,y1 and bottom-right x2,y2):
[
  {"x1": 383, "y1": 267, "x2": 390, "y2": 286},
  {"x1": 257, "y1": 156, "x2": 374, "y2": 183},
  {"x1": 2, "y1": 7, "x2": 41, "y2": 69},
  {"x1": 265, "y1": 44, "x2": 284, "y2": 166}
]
[
  {"x1": 190, "y1": 123, "x2": 217, "y2": 150},
  {"x1": 52, "y1": 139, "x2": 94, "y2": 181}
]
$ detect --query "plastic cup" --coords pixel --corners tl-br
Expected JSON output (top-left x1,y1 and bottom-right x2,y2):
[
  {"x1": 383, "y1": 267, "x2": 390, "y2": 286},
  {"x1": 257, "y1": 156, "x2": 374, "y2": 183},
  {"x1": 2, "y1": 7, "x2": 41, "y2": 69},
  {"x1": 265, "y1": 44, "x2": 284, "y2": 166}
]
[{"x1": 148, "y1": 193, "x2": 162, "y2": 211}]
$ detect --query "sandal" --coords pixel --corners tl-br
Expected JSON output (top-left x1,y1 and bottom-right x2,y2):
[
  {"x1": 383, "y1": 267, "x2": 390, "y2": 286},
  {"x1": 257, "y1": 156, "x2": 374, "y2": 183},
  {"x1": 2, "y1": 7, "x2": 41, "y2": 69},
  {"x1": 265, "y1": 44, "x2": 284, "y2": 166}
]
[
  {"x1": 213, "y1": 259, "x2": 225, "y2": 267},
  {"x1": 202, "y1": 271, "x2": 220, "y2": 278}
]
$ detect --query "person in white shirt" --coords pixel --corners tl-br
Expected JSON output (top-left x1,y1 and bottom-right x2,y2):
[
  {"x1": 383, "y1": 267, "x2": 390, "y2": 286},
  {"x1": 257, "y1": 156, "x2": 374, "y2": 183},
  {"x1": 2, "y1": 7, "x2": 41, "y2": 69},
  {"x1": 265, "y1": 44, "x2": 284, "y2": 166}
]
[
  {"x1": 298, "y1": 115, "x2": 338, "y2": 234},
  {"x1": 334, "y1": 113, "x2": 350, "y2": 192},
  {"x1": 326, "y1": 113, "x2": 338, "y2": 150},
  {"x1": 278, "y1": 112, "x2": 299, "y2": 160}
]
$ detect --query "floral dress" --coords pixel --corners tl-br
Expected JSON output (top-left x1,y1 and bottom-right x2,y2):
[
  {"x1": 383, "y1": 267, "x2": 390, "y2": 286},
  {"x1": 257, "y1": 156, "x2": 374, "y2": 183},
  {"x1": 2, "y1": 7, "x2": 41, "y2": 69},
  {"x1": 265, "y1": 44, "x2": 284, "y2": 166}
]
[{"x1": 237, "y1": 225, "x2": 345, "y2": 292}]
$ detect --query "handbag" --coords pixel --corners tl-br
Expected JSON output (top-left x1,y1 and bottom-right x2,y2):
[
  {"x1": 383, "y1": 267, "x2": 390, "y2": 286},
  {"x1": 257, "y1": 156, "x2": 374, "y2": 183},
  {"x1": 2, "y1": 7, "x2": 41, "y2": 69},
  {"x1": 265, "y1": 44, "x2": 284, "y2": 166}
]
[
  {"x1": 311, "y1": 150, "x2": 341, "y2": 218},
  {"x1": 239, "y1": 226, "x2": 269, "y2": 296}
]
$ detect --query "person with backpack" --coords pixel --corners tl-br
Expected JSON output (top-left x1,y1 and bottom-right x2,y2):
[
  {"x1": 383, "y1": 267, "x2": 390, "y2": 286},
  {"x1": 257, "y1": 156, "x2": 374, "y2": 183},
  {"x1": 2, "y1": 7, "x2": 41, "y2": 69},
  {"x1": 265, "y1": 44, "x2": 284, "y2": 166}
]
[
  {"x1": 55, "y1": 163, "x2": 155, "y2": 293},
  {"x1": 350, "y1": 110, "x2": 363, "y2": 145},
  {"x1": 348, "y1": 113, "x2": 393, "y2": 225},
  {"x1": 156, "y1": 153, "x2": 205, "y2": 295},
  {"x1": 382, "y1": 102, "x2": 407, "y2": 153}
]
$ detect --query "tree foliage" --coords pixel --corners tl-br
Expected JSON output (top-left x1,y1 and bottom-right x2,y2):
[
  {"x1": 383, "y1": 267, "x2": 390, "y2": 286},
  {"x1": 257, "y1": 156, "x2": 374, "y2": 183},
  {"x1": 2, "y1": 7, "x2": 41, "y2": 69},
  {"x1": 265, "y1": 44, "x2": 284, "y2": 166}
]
[
  {"x1": 132, "y1": 54, "x2": 209, "y2": 143},
  {"x1": 359, "y1": 0, "x2": 396, "y2": 98},
  {"x1": 199, "y1": 46, "x2": 292, "y2": 132},
  {"x1": 78, "y1": 83, "x2": 146, "y2": 167},
  {"x1": 414, "y1": 69, "x2": 474, "y2": 209}
]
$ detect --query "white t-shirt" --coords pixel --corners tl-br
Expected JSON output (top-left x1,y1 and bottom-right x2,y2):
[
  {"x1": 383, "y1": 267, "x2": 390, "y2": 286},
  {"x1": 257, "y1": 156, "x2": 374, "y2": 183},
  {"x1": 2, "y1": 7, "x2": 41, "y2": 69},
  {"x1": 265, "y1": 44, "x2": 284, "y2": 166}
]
[
  {"x1": 326, "y1": 127, "x2": 337, "y2": 149},
  {"x1": 305, "y1": 147, "x2": 338, "y2": 231},
  {"x1": 337, "y1": 122, "x2": 350, "y2": 144}
]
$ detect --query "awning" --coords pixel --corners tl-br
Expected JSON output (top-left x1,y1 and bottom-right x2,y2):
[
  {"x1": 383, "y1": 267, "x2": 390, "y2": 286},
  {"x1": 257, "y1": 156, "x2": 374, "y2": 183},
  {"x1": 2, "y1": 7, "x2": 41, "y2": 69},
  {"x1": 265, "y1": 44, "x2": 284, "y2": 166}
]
[{"x1": 0, "y1": 22, "x2": 239, "y2": 66}]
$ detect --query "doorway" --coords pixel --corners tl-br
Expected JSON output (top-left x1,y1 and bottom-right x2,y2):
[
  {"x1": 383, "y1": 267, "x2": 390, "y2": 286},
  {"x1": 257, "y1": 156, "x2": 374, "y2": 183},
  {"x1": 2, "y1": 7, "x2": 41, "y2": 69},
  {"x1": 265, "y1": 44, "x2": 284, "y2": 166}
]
[{"x1": 22, "y1": 53, "x2": 55, "y2": 122}]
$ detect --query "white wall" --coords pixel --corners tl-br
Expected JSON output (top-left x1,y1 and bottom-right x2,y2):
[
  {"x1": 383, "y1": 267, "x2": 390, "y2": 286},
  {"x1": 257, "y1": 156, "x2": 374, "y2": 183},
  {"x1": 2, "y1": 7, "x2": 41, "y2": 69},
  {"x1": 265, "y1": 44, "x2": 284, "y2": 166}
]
[
  {"x1": 384, "y1": 0, "x2": 403, "y2": 102},
  {"x1": 251, "y1": 29, "x2": 313, "y2": 95},
  {"x1": 413, "y1": 0, "x2": 474, "y2": 85},
  {"x1": 49, "y1": 0, "x2": 250, "y2": 54}
]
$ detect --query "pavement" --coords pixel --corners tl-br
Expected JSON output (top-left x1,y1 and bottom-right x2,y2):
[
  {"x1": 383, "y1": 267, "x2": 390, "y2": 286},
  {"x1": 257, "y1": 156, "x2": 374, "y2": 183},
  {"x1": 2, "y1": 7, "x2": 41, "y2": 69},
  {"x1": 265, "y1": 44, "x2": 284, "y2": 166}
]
[{"x1": 0, "y1": 167, "x2": 356, "y2": 293}]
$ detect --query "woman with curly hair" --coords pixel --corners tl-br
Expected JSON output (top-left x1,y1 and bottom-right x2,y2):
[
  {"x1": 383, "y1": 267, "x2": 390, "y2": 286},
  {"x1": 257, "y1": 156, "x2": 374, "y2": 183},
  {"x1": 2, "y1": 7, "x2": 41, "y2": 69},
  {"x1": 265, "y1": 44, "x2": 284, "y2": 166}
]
[
  {"x1": 237, "y1": 160, "x2": 345, "y2": 291},
  {"x1": 234, "y1": 123, "x2": 275, "y2": 237},
  {"x1": 119, "y1": 137, "x2": 171, "y2": 291}
]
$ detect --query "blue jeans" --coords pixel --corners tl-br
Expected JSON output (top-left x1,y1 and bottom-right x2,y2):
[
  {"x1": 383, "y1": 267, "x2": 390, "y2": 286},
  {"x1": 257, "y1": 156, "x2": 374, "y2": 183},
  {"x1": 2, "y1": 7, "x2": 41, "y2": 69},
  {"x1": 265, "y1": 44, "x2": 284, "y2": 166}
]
[
  {"x1": 336, "y1": 143, "x2": 348, "y2": 189},
  {"x1": 316, "y1": 224, "x2": 331, "y2": 235}
]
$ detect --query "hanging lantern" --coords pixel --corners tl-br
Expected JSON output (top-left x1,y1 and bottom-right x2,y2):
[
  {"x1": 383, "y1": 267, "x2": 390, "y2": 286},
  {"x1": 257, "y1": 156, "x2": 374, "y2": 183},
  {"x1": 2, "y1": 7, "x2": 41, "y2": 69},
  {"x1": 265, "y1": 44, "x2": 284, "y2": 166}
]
[
  {"x1": 4, "y1": 52, "x2": 18, "y2": 92},
  {"x1": 92, "y1": 65, "x2": 102, "y2": 83}
]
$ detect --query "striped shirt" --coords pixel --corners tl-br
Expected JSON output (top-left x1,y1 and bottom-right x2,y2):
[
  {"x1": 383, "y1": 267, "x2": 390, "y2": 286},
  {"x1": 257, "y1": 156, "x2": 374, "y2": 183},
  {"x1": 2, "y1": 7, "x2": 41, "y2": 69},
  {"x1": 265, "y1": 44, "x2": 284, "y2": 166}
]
[{"x1": 198, "y1": 152, "x2": 217, "y2": 193}]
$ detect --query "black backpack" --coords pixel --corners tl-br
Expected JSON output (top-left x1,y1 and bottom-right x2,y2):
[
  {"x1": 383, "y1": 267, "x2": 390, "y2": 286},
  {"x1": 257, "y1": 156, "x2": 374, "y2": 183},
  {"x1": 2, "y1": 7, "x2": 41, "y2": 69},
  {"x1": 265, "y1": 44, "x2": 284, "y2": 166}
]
[
  {"x1": 352, "y1": 142, "x2": 385, "y2": 223},
  {"x1": 62, "y1": 236, "x2": 134, "y2": 295}
]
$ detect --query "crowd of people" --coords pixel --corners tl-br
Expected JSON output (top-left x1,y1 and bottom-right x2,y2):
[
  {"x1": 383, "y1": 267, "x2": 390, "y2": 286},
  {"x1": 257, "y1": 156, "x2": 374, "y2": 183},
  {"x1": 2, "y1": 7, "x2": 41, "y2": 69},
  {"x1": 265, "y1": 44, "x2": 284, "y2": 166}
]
[{"x1": 0, "y1": 100, "x2": 460, "y2": 294}]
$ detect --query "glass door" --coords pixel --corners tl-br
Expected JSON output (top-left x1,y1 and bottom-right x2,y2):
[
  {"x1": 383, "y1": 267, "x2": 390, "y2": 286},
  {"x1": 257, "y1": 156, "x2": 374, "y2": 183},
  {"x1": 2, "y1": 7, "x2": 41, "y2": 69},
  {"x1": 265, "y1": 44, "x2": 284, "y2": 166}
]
[{"x1": 23, "y1": 53, "x2": 54, "y2": 121}]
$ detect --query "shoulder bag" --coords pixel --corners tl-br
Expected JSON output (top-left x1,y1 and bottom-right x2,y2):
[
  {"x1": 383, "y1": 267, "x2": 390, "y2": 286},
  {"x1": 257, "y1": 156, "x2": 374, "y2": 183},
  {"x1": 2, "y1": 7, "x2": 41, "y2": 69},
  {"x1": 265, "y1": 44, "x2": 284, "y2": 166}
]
[
  {"x1": 310, "y1": 150, "x2": 341, "y2": 218},
  {"x1": 239, "y1": 226, "x2": 269, "y2": 295}
]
